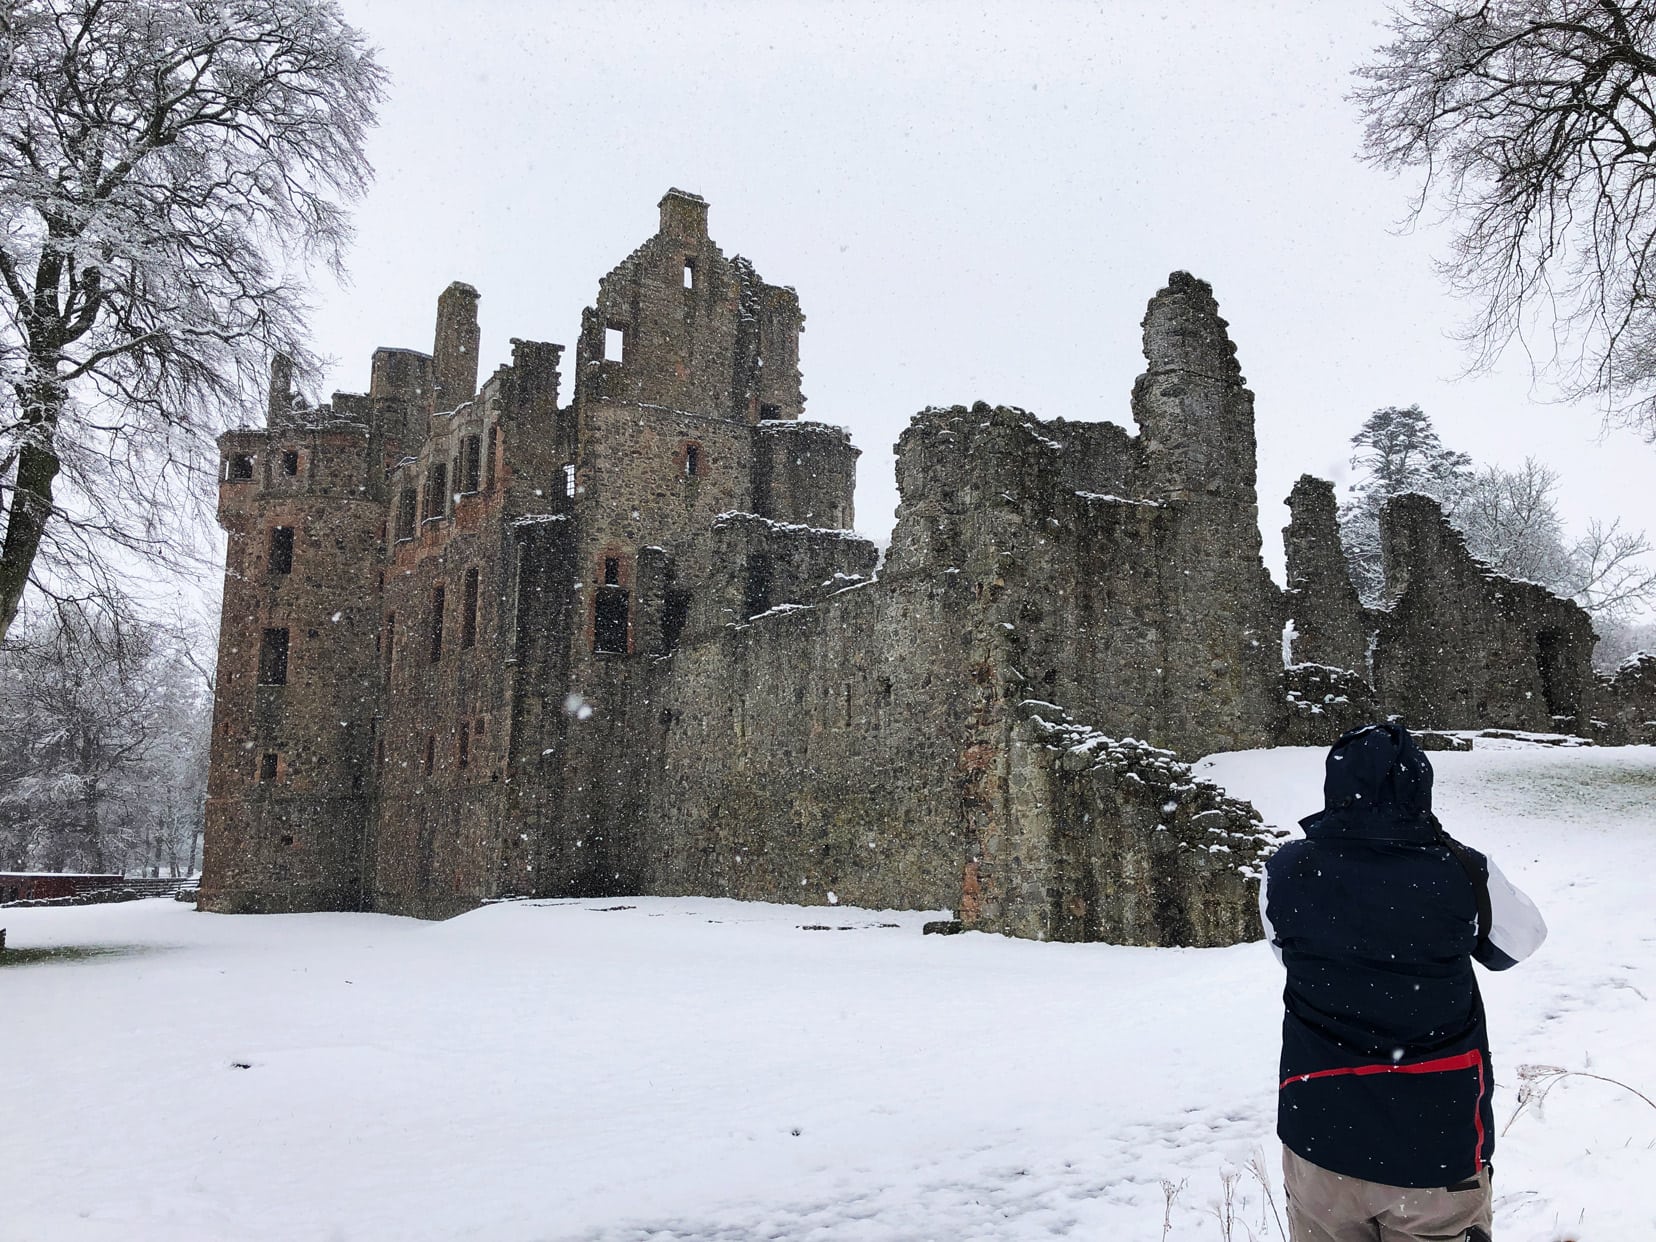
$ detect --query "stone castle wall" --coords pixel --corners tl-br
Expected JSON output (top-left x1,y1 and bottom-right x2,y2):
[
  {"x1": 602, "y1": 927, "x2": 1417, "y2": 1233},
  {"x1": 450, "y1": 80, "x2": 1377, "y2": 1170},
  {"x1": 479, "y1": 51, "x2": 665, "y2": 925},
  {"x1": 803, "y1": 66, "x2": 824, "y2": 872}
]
[{"x1": 201, "y1": 190, "x2": 1625, "y2": 942}]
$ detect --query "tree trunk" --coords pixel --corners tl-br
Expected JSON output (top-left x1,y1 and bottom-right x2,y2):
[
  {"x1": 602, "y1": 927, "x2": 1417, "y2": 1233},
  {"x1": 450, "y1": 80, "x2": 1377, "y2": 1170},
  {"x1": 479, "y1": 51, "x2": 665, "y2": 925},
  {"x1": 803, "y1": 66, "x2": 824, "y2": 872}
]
[
  {"x1": 0, "y1": 380, "x2": 65, "y2": 646},
  {"x1": 81, "y1": 734, "x2": 103, "y2": 873}
]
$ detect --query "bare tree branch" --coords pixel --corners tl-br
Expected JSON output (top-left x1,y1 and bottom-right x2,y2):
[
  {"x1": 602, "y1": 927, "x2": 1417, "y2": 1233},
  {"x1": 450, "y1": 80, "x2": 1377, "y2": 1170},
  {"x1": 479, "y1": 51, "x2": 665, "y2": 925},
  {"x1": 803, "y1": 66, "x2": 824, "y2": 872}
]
[
  {"x1": 0, "y1": 0, "x2": 386, "y2": 642},
  {"x1": 1355, "y1": 1, "x2": 1656, "y2": 437}
]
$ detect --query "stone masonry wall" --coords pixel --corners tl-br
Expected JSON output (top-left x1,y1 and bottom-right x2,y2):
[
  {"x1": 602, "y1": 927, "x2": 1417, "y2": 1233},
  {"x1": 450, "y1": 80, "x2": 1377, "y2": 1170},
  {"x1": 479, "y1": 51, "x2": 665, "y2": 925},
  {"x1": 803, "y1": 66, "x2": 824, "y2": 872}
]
[
  {"x1": 1596, "y1": 654, "x2": 1656, "y2": 744},
  {"x1": 370, "y1": 342, "x2": 565, "y2": 917},
  {"x1": 201, "y1": 423, "x2": 384, "y2": 912},
  {"x1": 882, "y1": 272, "x2": 1285, "y2": 762},
  {"x1": 1283, "y1": 474, "x2": 1370, "y2": 673},
  {"x1": 751, "y1": 421, "x2": 859, "y2": 529},
  {"x1": 1373, "y1": 493, "x2": 1597, "y2": 731},
  {"x1": 572, "y1": 189, "x2": 803, "y2": 424},
  {"x1": 1001, "y1": 702, "x2": 1280, "y2": 945}
]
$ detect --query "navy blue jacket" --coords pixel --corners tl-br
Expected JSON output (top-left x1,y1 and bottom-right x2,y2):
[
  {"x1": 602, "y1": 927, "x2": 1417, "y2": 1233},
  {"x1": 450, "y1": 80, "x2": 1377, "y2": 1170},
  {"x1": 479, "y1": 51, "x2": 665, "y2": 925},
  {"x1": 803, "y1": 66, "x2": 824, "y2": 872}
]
[{"x1": 1261, "y1": 723, "x2": 1546, "y2": 1188}]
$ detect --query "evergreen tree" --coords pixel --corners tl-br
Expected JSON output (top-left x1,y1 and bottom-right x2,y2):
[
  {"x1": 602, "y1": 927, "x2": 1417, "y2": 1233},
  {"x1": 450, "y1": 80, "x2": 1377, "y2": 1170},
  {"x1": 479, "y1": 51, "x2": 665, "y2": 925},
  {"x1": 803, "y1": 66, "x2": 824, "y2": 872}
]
[{"x1": 1339, "y1": 405, "x2": 1473, "y2": 604}]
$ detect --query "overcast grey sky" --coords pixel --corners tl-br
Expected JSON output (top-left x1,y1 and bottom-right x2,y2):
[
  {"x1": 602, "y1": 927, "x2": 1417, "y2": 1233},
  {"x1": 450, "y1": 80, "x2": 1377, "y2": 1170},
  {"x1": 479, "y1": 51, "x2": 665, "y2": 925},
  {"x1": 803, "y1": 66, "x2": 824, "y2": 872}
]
[{"x1": 309, "y1": 0, "x2": 1656, "y2": 585}]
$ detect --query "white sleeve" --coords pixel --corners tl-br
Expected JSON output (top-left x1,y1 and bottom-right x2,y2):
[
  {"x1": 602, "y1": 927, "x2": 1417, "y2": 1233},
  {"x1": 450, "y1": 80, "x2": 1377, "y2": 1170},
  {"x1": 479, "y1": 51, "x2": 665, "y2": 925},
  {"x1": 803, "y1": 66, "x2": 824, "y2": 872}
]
[
  {"x1": 1484, "y1": 855, "x2": 1547, "y2": 968},
  {"x1": 1259, "y1": 871, "x2": 1282, "y2": 964}
]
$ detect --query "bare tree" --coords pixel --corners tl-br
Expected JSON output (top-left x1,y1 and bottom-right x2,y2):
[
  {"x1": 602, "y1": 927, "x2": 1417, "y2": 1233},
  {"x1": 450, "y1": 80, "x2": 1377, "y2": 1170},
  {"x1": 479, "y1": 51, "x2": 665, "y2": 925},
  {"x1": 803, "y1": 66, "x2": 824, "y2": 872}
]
[
  {"x1": 1354, "y1": 2, "x2": 1656, "y2": 436},
  {"x1": 1593, "y1": 613, "x2": 1656, "y2": 666},
  {"x1": 0, "y1": 0, "x2": 385, "y2": 643},
  {"x1": 0, "y1": 600, "x2": 211, "y2": 873},
  {"x1": 1565, "y1": 516, "x2": 1656, "y2": 618},
  {"x1": 1457, "y1": 456, "x2": 1573, "y2": 585},
  {"x1": 1456, "y1": 457, "x2": 1656, "y2": 624}
]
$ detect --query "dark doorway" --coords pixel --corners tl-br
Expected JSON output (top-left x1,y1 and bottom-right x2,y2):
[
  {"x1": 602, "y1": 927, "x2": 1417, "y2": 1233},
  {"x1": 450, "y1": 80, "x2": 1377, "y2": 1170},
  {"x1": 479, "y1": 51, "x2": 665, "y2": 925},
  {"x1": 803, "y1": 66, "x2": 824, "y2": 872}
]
[{"x1": 1535, "y1": 631, "x2": 1577, "y2": 717}]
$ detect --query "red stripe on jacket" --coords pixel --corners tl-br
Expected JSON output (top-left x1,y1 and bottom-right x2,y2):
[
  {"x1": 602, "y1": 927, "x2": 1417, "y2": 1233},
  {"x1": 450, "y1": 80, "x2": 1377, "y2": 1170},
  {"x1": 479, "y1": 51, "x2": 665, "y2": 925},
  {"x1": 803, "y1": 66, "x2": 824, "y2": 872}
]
[{"x1": 1280, "y1": 1048, "x2": 1487, "y2": 1171}]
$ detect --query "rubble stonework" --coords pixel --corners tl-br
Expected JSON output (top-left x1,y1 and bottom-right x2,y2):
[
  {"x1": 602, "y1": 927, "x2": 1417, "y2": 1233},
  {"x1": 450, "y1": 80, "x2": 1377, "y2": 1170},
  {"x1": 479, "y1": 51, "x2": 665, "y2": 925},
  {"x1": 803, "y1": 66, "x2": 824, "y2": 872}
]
[
  {"x1": 1371, "y1": 494, "x2": 1597, "y2": 732},
  {"x1": 201, "y1": 191, "x2": 1617, "y2": 942},
  {"x1": 1594, "y1": 653, "x2": 1656, "y2": 745},
  {"x1": 1283, "y1": 475, "x2": 1370, "y2": 673}
]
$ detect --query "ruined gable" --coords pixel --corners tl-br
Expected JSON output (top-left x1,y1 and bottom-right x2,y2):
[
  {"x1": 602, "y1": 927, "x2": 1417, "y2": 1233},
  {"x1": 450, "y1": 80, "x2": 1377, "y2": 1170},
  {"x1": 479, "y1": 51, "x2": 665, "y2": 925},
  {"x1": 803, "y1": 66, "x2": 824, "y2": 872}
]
[
  {"x1": 573, "y1": 188, "x2": 804, "y2": 423},
  {"x1": 1373, "y1": 493, "x2": 1596, "y2": 732}
]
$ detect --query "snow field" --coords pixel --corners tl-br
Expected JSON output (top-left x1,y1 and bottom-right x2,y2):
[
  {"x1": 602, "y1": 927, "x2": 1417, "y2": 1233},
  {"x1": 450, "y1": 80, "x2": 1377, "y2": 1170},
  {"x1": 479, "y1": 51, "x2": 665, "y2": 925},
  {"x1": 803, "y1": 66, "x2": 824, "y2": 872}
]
[{"x1": 1, "y1": 741, "x2": 1652, "y2": 1241}]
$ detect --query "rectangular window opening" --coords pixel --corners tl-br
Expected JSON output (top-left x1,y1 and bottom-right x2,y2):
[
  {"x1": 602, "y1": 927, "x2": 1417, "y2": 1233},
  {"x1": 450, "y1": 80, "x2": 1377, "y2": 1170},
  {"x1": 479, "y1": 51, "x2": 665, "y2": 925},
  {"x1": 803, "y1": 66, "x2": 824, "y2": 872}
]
[
  {"x1": 594, "y1": 588, "x2": 629, "y2": 654},
  {"x1": 424, "y1": 463, "x2": 448, "y2": 522},
  {"x1": 281, "y1": 449, "x2": 300, "y2": 477},
  {"x1": 462, "y1": 566, "x2": 480, "y2": 648},
  {"x1": 759, "y1": 404, "x2": 781, "y2": 421},
  {"x1": 563, "y1": 463, "x2": 577, "y2": 499},
  {"x1": 259, "y1": 752, "x2": 278, "y2": 782},
  {"x1": 485, "y1": 426, "x2": 499, "y2": 490},
  {"x1": 684, "y1": 444, "x2": 700, "y2": 478},
  {"x1": 603, "y1": 556, "x2": 621, "y2": 587},
  {"x1": 396, "y1": 487, "x2": 417, "y2": 540},
  {"x1": 228, "y1": 453, "x2": 255, "y2": 481},
  {"x1": 384, "y1": 611, "x2": 396, "y2": 673},
  {"x1": 683, "y1": 260, "x2": 696, "y2": 290},
  {"x1": 258, "y1": 627, "x2": 289, "y2": 685},
  {"x1": 662, "y1": 588, "x2": 691, "y2": 650},
  {"x1": 429, "y1": 586, "x2": 445, "y2": 663},
  {"x1": 268, "y1": 526, "x2": 294, "y2": 575},
  {"x1": 461, "y1": 435, "x2": 482, "y2": 494},
  {"x1": 604, "y1": 325, "x2": 625, "y2": 362}
]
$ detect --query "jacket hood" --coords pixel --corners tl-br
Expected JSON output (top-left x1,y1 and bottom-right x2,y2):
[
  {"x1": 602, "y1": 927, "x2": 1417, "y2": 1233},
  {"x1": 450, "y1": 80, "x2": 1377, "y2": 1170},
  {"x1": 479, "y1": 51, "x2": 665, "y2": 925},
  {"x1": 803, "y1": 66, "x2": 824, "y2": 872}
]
[{"x1": 1299, "y1": 721, "x2": 1439, "y2": 841}]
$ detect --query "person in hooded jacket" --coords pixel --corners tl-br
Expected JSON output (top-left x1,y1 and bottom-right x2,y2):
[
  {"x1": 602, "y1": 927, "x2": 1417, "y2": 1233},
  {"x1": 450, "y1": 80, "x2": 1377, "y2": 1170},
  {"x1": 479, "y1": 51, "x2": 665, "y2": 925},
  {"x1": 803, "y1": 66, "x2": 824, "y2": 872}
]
[{"x1": 1261, "y1": 722, "x2": 1547, "y2": 1242}]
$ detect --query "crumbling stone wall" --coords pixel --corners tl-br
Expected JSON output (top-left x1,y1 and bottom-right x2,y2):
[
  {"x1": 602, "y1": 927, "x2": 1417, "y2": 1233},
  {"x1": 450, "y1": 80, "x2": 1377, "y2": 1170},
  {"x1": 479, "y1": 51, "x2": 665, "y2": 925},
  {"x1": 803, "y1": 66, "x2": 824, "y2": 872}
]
[
  {"x1": 1002, "y1": 703, "x2": 1281, "y2": 945},
  {"x1": 752, "y1": 421, "x2": 858, "y2": 529},
  {"x1": 1595, "y1": 653, "x2": 1656, "y2": 744},
  {"x1": 1283, "y1": 475, "x2": 1370, "y2": 673},
  {"x1": 1281, "y1": 663, "x2": 1378, "y2": 748},
  {"x1": 1373, "y1": 493, "x2": 1596, "y2": 732},
  {"x1": 629, "y1": 554, "x2": 1273, "y2": 946},
  {"x1": 884, "y1": 276, "x2": 1283, "y2": 762},
  {"x1": 573, "y1": 188, "x2": 804, "y2": 423}
]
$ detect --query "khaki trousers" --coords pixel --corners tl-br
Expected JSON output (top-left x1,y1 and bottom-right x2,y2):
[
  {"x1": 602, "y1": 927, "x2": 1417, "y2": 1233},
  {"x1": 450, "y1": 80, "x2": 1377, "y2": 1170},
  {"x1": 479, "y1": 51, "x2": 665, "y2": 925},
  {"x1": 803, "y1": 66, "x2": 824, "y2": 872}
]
[{"x1": 1283, "y1": 1146, "x2": 1493, "y2": 1242}]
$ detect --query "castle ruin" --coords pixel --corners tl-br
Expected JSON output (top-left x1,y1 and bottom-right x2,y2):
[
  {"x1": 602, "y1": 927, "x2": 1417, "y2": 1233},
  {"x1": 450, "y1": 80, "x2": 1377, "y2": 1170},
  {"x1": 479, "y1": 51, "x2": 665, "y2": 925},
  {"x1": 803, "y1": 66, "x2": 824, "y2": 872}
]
[{"x1": 202, "y1": 191, "x2": 1651, "y2": 945}]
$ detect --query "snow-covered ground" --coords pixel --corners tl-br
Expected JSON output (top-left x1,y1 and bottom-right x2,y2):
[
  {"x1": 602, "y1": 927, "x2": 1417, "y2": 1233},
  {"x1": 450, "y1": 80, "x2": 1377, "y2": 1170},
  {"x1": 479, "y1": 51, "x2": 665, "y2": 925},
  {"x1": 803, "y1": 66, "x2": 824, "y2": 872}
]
[{"x1": 2, "y1": 741, "x2": 1652, "y2": 1241}]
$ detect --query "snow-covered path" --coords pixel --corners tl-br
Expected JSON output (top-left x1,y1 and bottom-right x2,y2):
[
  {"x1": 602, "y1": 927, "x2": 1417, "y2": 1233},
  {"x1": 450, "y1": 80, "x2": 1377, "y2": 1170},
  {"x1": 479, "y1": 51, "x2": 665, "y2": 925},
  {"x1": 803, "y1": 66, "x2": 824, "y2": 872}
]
[{"x1": 2, "y1": 742, "x2": 1652, "y2": 1241}]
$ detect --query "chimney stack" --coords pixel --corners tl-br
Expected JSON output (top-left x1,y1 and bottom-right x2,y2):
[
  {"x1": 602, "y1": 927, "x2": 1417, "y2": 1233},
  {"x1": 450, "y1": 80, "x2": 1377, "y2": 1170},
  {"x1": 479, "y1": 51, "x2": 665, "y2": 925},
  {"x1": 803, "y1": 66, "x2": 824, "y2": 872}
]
[
  {"x1": 267, "y1": 351, "x2": 294, "y2": 424},
  {"x1": 658, "y1": 188, "x2": 709, "y2": 242}
]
